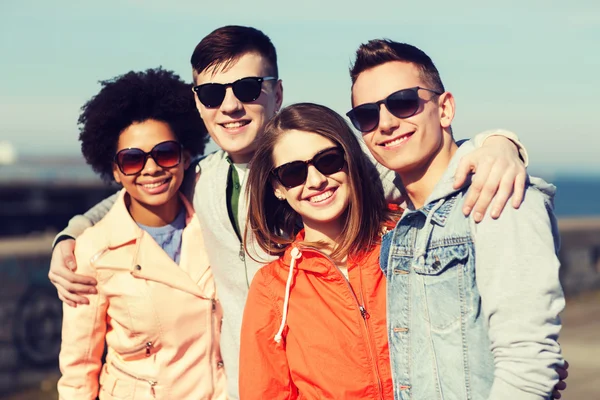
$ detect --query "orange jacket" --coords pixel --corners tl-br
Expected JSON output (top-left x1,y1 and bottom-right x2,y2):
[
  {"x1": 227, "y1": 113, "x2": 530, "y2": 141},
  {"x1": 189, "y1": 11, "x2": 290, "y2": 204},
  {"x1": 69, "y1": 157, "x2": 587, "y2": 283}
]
[
  {"x1": 58, "y1": 189, "x2": 227, "y2": 400},
  {"x1": 239, "y1": 231, "x2": 393, "y2": 400}
]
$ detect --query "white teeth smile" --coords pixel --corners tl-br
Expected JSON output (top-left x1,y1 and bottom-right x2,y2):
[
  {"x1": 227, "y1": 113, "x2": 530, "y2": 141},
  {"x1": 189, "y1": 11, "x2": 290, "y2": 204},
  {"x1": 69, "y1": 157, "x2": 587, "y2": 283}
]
[
  {"x1": 222, "y1": 121, "x2": 250, "y2": 129},
  {"x1": 309, "y1": 189, "x2": 334, "y2": 203},
  {"x1": 383, "y1": 135, "x2": 410, "y2": 147},
  {"x1": 142, "y1": 179, "x2": 167, "y2": 189}
]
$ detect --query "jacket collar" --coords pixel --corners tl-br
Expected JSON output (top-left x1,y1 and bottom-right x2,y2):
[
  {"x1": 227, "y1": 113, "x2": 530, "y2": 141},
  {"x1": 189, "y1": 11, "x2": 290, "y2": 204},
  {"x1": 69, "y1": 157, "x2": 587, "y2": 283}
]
[
  {"x1": 278, "y1": 230, "x2": 375, "y2": 274},
  {"x1": 94, "y1": 189, "x2": 213, "y2": 298}
]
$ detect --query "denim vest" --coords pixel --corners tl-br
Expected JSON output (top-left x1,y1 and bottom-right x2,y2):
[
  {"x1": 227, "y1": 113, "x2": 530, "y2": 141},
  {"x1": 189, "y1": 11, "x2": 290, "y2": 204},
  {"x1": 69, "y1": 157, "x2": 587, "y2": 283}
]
[{"x1": 380, "y1": 191, "x2": 495, "y2": 400}]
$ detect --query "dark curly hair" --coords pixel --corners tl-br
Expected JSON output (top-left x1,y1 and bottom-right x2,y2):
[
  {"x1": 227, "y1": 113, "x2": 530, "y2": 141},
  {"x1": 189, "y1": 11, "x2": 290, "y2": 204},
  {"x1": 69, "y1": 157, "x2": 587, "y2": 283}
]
[{"x1": 78, "y1": 67, "x2": 208, "y2": 181}]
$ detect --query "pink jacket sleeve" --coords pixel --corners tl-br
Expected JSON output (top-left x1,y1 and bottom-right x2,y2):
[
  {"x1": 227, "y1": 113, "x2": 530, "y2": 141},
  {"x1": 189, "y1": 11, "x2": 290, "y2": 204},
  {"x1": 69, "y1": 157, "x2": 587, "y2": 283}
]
[
  {"x1": 239, "y1": 269, "x2": 297, "y2": 400},
  {"x1": 57, "y1": 244, "x2": 108, "y2": 400}
]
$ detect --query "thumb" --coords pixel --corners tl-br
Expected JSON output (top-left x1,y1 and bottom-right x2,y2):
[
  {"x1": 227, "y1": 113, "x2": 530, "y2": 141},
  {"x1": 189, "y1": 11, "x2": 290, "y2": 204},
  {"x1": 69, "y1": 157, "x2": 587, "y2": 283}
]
[{"x1": 453, "y1": 157, "x2": 474, "y2": 189}]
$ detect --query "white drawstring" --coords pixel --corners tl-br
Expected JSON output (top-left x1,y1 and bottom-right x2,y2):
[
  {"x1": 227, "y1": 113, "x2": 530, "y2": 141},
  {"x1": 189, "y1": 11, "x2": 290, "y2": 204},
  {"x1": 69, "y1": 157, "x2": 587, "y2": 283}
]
[{"x1": 274, "y1": 247, "x2": 302, "y2": 343}]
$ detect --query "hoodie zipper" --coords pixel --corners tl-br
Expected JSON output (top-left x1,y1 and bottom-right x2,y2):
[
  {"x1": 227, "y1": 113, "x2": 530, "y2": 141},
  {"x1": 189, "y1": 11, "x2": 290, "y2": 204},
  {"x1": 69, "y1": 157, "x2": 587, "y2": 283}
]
[
  {"x1": 301, "y1": 247, "x2": 384, "y2": 399},
  {"x1": 111, "y1": 362, "x2": 157, "y2": 397}
]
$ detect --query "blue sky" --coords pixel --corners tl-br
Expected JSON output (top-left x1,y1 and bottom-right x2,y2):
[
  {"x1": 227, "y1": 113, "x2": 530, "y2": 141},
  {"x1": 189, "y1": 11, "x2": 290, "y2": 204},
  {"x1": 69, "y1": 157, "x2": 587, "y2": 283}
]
[{"x1": 1, "y1": 0, "x2": 598, "y2": 175}]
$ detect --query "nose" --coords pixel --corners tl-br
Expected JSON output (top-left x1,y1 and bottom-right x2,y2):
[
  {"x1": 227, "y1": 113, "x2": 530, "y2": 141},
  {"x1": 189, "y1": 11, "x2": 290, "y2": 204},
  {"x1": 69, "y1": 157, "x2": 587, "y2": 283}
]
[
  {"x1": 142, "y1": 155, "x2": 160, "y2": 175},
  {"x1": 220, "y1": 87, "x2": 243, "y2": 114},
  {"x1": 377, "y1": 104, "x2": 400, "y2": 135},
  {"x1": 304, "y1": 165, "x2": 328, "y2": 190}
]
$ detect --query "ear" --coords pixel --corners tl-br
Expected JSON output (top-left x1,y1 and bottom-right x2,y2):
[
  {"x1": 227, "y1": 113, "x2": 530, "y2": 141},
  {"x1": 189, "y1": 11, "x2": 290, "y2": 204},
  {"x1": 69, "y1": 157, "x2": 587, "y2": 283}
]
[
  {"x1": 272, "y1": 184, "x2": 286, "y2": 201},
  {"x1": 438, "y1": 91, "x2": 455, "y2": 129},
  {"x1": 182, "y1": 150, "x2": 191, "y2": 170},
  {"x1": 112, "y1": 163, "x2": 122, "y2": 184},
  {"x1": 274, "y1": 79, "x2": 284, "y2": 113},
  {"x1": 192, "y1": 84, "x2": 204, "y2": 118}
]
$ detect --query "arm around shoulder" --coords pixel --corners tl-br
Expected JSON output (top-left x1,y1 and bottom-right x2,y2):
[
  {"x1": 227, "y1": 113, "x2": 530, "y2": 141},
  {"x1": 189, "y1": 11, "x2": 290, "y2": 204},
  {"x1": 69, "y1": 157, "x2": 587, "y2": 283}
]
[
  {"x1": 472, "y1": 184, "x2": 564, "y2": 399},
  {"x1": 52, "y1": 191, "x2": 119, "y2": 248}
]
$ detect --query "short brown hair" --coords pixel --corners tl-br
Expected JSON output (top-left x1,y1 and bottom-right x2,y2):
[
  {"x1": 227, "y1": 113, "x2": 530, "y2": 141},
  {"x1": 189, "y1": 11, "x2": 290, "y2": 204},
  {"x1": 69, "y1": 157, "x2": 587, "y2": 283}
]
[
  {"x1": 190, "y1": 25, "x2": 278, "y2": 80},
  {"x1": 245, "y1": 103, "x2": 391, "y2": 261},
  {"x1": 350, "y1": 39, "x2": 445, "y2": 93}
]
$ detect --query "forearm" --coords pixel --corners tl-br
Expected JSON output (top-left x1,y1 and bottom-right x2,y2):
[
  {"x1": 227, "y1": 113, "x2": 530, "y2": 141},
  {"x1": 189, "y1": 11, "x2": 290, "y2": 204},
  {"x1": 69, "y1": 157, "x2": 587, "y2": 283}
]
[
  {"x1": 473, "y1": 185, "x2": 564, "y2": 399},
  {"x1": 471, "y1": 129, "x2": 529, "y2": 167},
  {"x1": 52, "y1": 191, "x2": 118, "y2": 247}
]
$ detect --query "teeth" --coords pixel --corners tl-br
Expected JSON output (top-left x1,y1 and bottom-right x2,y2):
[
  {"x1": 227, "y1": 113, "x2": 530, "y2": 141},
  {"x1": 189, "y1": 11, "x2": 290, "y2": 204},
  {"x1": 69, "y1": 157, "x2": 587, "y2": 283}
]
[
  {"x1": 309, "y1": 190, "x2": 334, "y2": 203},
  {"x1": 383, "y1": 135, "x2": 409, "y2": 147},
  {"x1": 222, "y1": 121, "x2": 249, "y2": 129},
  {"x1": 142, "y1": 180, "x2": 167, "y2": 189}
]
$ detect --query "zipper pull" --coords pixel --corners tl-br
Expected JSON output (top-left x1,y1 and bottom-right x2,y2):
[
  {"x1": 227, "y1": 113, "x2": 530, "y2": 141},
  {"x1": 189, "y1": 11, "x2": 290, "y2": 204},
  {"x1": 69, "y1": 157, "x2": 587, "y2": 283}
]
[
  {"x1": 239, "y1": 243, "x2": 245, "y2": 261},
  {"x1": 149, "y1": 380, "x2": 157, "y2": 397},
  {"x1": 359, "y1": 305, "x2": 370, "y2": 320},
  {"x1": 211, "y1": 299, "x2": 216, "y2": 312},
  {"x1": 145, "y1": 341, "x2": 153, "y2": 357}
]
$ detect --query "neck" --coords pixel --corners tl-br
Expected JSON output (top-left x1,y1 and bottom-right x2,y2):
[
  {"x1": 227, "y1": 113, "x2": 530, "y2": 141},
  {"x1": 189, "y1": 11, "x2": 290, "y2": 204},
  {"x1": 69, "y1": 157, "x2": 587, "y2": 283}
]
[
  {"x1": 229, "y1": 151, "x2": 254, "y2": 164},
  {"x1": 400, "y1": 136, "x2": 458, "y2": 209},
  {"x1": 302, "y1": 218, "x2": 345, "y2": 256},
  {"x1": 126, "y1": 193, "x2": 182, "y2": 227}
]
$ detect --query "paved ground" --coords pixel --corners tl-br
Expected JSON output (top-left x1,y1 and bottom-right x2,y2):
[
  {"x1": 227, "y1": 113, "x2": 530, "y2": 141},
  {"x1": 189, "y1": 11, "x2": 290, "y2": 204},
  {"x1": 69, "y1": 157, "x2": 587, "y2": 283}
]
[{"x1": 2, "y1": 292, "x2": 598, "y2": 399}]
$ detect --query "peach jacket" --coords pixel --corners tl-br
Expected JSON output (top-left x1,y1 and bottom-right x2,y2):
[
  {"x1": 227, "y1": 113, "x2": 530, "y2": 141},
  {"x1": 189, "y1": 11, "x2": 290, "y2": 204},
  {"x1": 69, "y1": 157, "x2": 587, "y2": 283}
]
[{"x1": 58, "y1": 189, "x2": 227, "y2": 399}]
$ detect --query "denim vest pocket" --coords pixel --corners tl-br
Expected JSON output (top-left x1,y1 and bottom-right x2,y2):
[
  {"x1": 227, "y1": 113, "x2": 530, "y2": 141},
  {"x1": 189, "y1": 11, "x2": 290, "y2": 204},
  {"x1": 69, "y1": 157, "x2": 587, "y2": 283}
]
[{"x1": 412, "y1": 242, "x2": 472, "y2": 332}]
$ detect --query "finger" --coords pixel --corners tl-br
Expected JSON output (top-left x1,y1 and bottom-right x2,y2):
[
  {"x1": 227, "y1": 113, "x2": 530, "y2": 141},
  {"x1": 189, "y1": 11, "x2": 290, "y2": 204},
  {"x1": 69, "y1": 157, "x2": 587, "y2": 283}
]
[
  {"x1": 51, "y1": 273, "x2": 97, "y2": 296},
  {"x1": 490, "y1": 168, "x2": 518, "y2": 219},
  {"x1": 57, "y1": 292, "x2": 77, "y2": 308},
  {"x1": 557, "y1": 366, "x2": 569, "y2": 380},
  {"x1": 511, "y1": 169, "x2": 527, "y2": 209},
  {"x1": 52, "y1": 266, "x2": 97, "y2": 286},
  {"x1": 463, "y1": 160, "x2": 493, "y2": 217},
  {"x1": 470, "y1": 163, "x2": 502, "y2": 223},
  {"x1": 453, "y1": 157, "x2": 474, "y2": 190},
  {"x1": 552, "y1": 390, "x2": 561, "y2": 399},
  {"x1": 564, "y1": 360, "x2": 570, "y2": 370},
  {"x1": 555, "y1": 380, "x2": 567, "y2": 390},
  {"x1": 56, "y1": 284, "x2": 90, "y2": 305}
]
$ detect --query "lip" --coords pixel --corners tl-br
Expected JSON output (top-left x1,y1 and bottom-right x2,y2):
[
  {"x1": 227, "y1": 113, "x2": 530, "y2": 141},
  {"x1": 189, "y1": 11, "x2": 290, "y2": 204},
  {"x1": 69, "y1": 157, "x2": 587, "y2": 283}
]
[
  {"x1": 378, "y1": 131, "x2": 414, "y2": 149},
  {"x1": 218, "y1": 119, "x2": 252, "y2": 134},
  {"x1": 137, "y1": 177, "x2": 172, "y2": 195},
  {"x1": 304, "y1": 187, "x2": 338, "y2": 206}
]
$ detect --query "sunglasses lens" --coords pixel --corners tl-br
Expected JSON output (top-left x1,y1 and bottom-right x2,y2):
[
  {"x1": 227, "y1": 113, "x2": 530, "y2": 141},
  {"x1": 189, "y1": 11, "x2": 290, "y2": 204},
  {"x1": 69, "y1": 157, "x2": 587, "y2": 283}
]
[
  {"x1": 152, "y1": 141, "x2": 181, "y2": 168},
  {"x1": 314, "y1": 149, "x2": 345, "y2": 175},
  {"x1": 277, "y1": 162, "x2": 309, "y2": 188},
  {"x1": 349, "y1": 105, "x2": 379, "y2": 133},
  {"x1": 117, "y1": 150, "x2": 145, "y2": 175},
  {"x1": 386, "y1": 90, "x2": 420, "y2": 118},
  {"x1": 233, "y1": 78, "x2": 263, "y2": 102},
  {"x1": 198, "y1": 84, "x2": 226, "y2": 108}
]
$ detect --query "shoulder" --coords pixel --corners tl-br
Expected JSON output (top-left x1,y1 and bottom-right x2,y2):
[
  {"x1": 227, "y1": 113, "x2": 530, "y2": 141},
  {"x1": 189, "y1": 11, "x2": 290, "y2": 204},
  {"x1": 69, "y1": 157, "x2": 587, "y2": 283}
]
[{"x1": 196, "y1": 150, "x2": 227, "y2": 172}]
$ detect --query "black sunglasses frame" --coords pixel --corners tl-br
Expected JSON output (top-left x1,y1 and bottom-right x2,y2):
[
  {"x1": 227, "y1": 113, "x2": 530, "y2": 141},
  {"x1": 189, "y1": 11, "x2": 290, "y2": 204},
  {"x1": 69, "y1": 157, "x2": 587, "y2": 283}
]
[
  {"x1": 271, "y1": 147, "x2": 346, "y2": 189},
  {"x1": 114, "y1": 140, "x2": 183, "y2": 176},
  {"x1": 346, "y1": 86, "x2": 443, "y2": 133},
  {"x1": 192, "y1": 76, "x2": 277, "y2": 108}
]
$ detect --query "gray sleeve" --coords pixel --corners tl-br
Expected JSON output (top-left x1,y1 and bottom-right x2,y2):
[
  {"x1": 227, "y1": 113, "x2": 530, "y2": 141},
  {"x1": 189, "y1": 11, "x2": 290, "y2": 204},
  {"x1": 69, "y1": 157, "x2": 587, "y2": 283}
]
[
  {"x1": 472, "y1": 187, "x2": 564, "y2": 399},
  {"x1": 51, "y1": 192, "x2": 118, "y2": 247},
  {"x1": 358, "y1": 139, "x2": 404, "y2": 203}
]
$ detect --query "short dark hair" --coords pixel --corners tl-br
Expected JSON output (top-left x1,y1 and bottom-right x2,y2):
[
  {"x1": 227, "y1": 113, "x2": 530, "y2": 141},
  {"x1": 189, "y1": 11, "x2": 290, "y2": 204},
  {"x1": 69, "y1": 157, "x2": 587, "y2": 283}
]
[
  {"x1": 350, "y1": 39, "x2": 445, "y2": 93},
  {"x1": 190, "y1": 25, "x2": 278, "y2": 80},
  {"x1": 245, "y1": 103, "x2": 393, "y2": 261},
  {"x1": 79, "y1": 67, "x2": 208, "y2": 181}
]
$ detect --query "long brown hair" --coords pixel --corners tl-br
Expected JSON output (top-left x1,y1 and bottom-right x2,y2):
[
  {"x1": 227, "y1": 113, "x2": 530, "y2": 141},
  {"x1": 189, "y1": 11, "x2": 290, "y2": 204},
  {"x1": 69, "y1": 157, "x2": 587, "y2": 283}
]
[{"x1": 245, "y1": 102, "x2": 391, "y2": 261}]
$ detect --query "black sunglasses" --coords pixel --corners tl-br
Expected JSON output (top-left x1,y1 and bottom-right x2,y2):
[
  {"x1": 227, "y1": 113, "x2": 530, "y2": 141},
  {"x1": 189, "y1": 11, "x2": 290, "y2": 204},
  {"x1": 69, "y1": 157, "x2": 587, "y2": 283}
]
[
  {"x1": 271, "y1": 147, "x2": 346, "y2": 189},
  {"x1": 192, "y1": 76, "x2": 277, "y2": 108},
  {"x1": 114, "y1": 140, "x2": 182, "y2": 176},
  {"x1": 346, "y1": 86, "x2": 443, "y2": 133}
]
